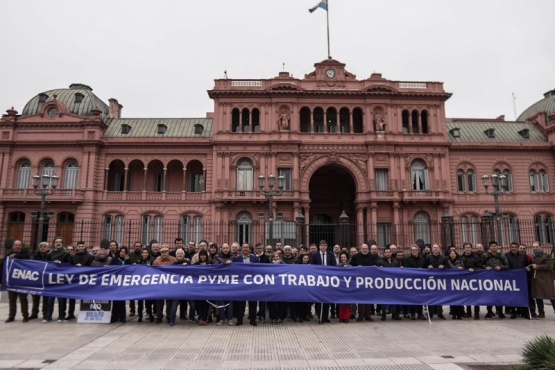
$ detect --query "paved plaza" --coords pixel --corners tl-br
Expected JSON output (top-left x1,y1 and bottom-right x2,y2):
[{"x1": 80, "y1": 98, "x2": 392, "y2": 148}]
[{"x1": 0, "y1": 294, "x2": 553, "y2": 370}]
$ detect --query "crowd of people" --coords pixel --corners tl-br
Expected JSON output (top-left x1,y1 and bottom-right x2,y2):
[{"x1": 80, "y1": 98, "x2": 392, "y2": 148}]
[{"x1": 1, "y1": 237, "x2": 554, "y2": 326}]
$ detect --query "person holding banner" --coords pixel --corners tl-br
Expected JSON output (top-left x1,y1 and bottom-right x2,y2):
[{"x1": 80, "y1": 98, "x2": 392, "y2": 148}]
[
  {"x1": 310, "y1": 240, "x2": 336, "y2": 324},
  {"x1": 350, "y1": 244, "x2": 378, "y2": 322},
  {"x1": 483, "y1": 241, "x2": 509, "y2": 319},
  {"x1": 110, "y1": 246, "x2": 132, "y2": 323},
  {"x1": 460, "y1": 242, "x2": 484, "y2": 320},
  {"x1": 30, "y1": 241, "x2": 50, "y2": 321},
  {"x1": 45, "y1": 237, "x2": 71, "y2": 323},
  {"x1": 233, "y1": 243, "x2": 260, "y2": 326},
  {"x1": 214, "y1": 243, "x2": 235, "y2": 326},
  {"x1": 1, "y1": 240, "x2": 30, "y2": 323},
  {"x1": 404, "y1": 245, "x2": 427, "y2": 320},
  {"x1": 426, "y1": 244, "x2": 447, "y2": 320}
]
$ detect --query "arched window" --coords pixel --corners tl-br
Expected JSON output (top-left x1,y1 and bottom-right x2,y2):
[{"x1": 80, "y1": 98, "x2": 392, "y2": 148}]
[
  {"x1": 42, "y1": 161, "x2": 55, "y2": 177},
  {"x1": 231, "y1": 108, "x2": 240, "y2": 133},
  {"x1": 457, "y1": 170, "x2": 466, "y2": 192},
  {"x1": 421, "y1": 110, "x2": 429, "y2": 134},
  {"x1": 251, "y1": 108, "x2": 260, "y2": 133},
  {"x1": 237, "y1": 159, "x2": 253, "y2": 190},
  {"x1": 494, "y1": 168, "x2": 513, "y2": 192},
  {"x1": 313, "y1": 107, "x2": 324, "y2": 133},
  {"x1": 413, "y1": 211, "x2": 431, "y2": 244},
  {"x1": 236, "y1": 212, "x2": 253, "y2": 245},
  {"x1": 467, "y1": 170, "x2": 476, "y2": 192},
  {"x1": 352, "y1": 107, "x2": 363, "y2": 133},
  {"x1": 64, "y1": 162, "x2": 79, "y2": 189},
  {"x1": 103, "y1": 214, "x2": 124, "y2": 246},
  {"x1": 411, "y1": 110, "x2": 419, "y2": 134},
  {"x1": 460, "y1": 215, "x2": 479, "y2": 245},
  {"x1": 241, "y1": 108, "x2": 250, "y2": 132},
  {"x1": 339, "y1": 107, "x2": 350, "y2": 133},
  {"x1": 326, "y1": 107, "x2": 337, "y2": 133},
  {"x1": 402, "y1": 110, "x2": 410, "y2": 134},
  {"x1": 535, "y1": 215, "x2": 554, "y2": 245},
  {"x1": 531, "y1": 170, "x2": 550, "y2": 193},
  {"x1": 17, "y1": 161, "x2": 31, "y2": 189},
  {"x1": 411, "y1": 159, "x2": 428, "y2": 191},
  {"x1": 142, "y1": 214, "x2": 163, "y2": 245},
  {"x1": 300, "y1": 107, "x2": 311, "y2": 132}
]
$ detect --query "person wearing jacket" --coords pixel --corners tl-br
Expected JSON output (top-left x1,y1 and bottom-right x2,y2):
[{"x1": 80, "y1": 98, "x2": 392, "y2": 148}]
[
  {"x1": 505, "y1": 242, "x2": 529, "y2": 319},
  {"x1": 134, "y1": 248, "x2": 153, "y2": 322},
  {"x1": 233, "y1": 243, "x2": 260, "y2": 326},
  {"x1": 30, "y1": 241, "x2": 50, "y2": 320},
  {"x1": 349, "y1": 243, "x2": 378, "y2": 322},
  {"x1": 426, "y1": 244, "x2": 447, "y2": 320},
  {"x1": 110, "y1": 246, "x2": 132, "y2": 323},
  {"x1": 66, "y1": 241, "x2": 94, "y2": 320},
  {"x1": 527, "y1": 241, "x2": 555, "y2": 319},
  {"x1": 1, "y1": 240, "x2": 31, "y2": 323},
  {"x1": 460, "y1": 242, "x2": 483, "y2": 319},
  {"x1": 45, "y1": 237, "x2": 71, "y2": 323},
  {"x1": 482, "y1": 241, "x2": 509, "y2": 319},
  {"x1": 404, "y1": 244, "x2": 427, "y2": 320},
  {"x1": 213, "y1": 243, "x2": 235, "y2": 326},
  {"x1": 447, "y1": 250, "x2": 465, "y2": 319}
]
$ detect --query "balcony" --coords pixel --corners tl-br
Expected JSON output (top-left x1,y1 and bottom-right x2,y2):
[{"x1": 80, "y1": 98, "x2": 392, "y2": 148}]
[
  {"x1": 102, "y1": 191, "x2": 206, "y2": 202},
  {"x1": 401, "y1": 190, "x2": 446, "y2": 203},
  {"x1": 1, "y1": 188, "x2": 85, "y2": 202},
  {"x1": 370, "y1": 190, "x2": 400, "y2": 201}
]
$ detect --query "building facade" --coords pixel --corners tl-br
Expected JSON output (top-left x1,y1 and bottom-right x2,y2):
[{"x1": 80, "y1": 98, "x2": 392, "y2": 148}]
[{"x1": 1, "y1": 58, "x2": 555, "y2": 250}]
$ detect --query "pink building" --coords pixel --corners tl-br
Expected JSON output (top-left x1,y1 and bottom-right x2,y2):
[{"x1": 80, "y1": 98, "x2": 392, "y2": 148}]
[{"x1": 1, "y1": 59, "x2": 555, "y2": 251}]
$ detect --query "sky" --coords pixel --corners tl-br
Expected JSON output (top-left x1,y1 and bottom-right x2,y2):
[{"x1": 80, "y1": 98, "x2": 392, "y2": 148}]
[{"x1": 1, "y1": 0, "x2": 554, "y2": 120}]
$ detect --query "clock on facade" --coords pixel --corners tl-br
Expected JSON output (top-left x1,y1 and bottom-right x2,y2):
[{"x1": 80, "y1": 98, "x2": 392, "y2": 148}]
[{"x1": 325, "y1": 69, "x2": 336, "y2": 79}]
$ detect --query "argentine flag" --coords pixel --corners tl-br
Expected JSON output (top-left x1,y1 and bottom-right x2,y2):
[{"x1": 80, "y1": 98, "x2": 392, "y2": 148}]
[{"x1": 309, "y1": 0, "x2": 328, "y2": 13}]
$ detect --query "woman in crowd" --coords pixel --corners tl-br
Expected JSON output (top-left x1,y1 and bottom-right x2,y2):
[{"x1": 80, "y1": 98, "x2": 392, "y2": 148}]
[
  {"x1": 194, "y1": 250, "x2": 211, "y2": 325},
  {"x1": 447, "y1": 250, "x2": 465, "y2": 319},
  {"x1": 110, "y1": 246, "x2": 131, "y2": 323},
  {"x1": 295, "y1": 253, "x2": 312, "y2": 322},
  {"x1": 268, "y1": 252, "x2": 285, "y2": 323},
  {"x1": 337, "y1": 252, "x2": 352, "y2": 323}
]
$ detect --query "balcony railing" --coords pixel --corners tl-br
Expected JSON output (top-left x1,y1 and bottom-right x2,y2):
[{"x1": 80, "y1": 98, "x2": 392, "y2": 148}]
[
  {"x1": 103, "y1": 191, "x2": 205, "y2": 202},
  {"x1": 1, "y1": 188, "x2": 85, "y2": 202}
]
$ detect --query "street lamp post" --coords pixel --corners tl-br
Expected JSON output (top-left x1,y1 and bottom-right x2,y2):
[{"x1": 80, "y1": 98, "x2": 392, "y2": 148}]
[
  {"x1": 33, "y1": 173, "x2": 59, "y2": 250},
  {"x1": 481, "y1": 173, "x2": 507, "y2": 244},
  {"x1": 258, "y1": 175, "x2": 284, "y2": 245}
]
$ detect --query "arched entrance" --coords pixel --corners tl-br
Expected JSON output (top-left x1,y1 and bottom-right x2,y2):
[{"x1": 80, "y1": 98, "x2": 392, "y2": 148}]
[{"x1": 308, "y1": 165, "x2": 357, "y2": 247}]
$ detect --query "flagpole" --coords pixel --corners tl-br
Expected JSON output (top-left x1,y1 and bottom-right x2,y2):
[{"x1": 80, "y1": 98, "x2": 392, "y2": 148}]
[{"x1": 326, "y1": 0, "x2": 331, "y2": 58}]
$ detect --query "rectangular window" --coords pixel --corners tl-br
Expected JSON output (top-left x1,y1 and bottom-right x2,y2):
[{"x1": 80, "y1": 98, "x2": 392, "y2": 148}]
[
  {"x1": 181, "y1": 216, "x2": 191, "y2": 243},
  {"x1": 375, "y1": 169, "x2": 389, "y2": 191},
  {"x1": 189, "y1": 174, "x2": 204, "y2": 192},
  {"x1": 237, "y1": 169, "x2": 253, "y2": 190},
  {"x1": 154, "y1": 216, "x2": 163, "y2": 243},
  {"x1": 412, "y1": 169, "x2": 429, "y2": 190},
  {"x1": 377, "y1": 223, "x2": 391, "y2": 248},
  {"x1": 115, "y1": 216, "x2": 124, "y2": 246},
  {"x1": 17, "y1": 166, "x2": 31, "y2": 189},
  {"x1": 193, "y1": 216, "x2": 202, "y2": 244},
  {"x1": 278, "y1": 168, "x2": 292, "y2": 191},
  {"x1": 65, "y1": 166, "x2": 79, "y2": 189},
  {"x1": 155, "y1": 173, "x2": 164, "y2": 192},
  {"x1": 142, "y1": 215, "x2": 151, "y2": 244},
  {"x1": 114, "y1": 173, "x2": 124, "y2": 191},
  {"x1": 103, "y1": 215, "x2": 112, "y2": 241}
]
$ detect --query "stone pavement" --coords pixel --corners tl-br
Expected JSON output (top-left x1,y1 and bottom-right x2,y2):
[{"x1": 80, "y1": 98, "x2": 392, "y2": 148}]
[{"x1": 0, "y1": 294, "x2": 553, "y2": 370}]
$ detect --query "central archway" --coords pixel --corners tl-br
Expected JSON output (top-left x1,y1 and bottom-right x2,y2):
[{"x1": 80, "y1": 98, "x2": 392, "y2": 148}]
[{"x1": 308, "y1": 165, "x2": 357, "y2": 246}]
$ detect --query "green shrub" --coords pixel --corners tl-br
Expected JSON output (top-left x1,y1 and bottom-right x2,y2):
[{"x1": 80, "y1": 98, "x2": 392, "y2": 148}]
[{"x1": 521, "y1": 335, "x2": 555, "y2": 369}]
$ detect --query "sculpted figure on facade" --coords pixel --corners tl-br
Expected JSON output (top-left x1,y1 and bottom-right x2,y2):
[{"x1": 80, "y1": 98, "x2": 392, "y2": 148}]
[{"x1": 278, "y1": 108, "x2": 290, "y2": 130}]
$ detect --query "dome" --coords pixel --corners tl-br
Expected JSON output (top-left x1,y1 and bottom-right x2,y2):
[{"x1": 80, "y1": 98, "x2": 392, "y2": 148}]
[
  {"x1": 517, "y1": 89, "x2": 555, "y2": 122},
  {"x1": 21, "y1": 83, "x2": 109, "y2": 118}
]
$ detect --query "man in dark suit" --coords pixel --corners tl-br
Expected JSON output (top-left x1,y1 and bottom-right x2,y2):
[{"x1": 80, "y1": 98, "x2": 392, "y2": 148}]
[
  {"x1": 310, "y1": 240, "x2": 336, "y2": 324},
  {"x1": 233, "y1": 243, "x2": 260, "y2": 326}
]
